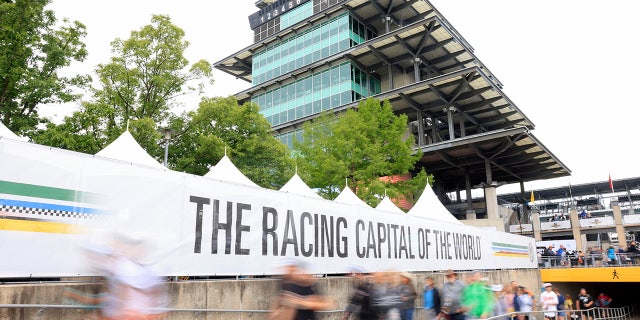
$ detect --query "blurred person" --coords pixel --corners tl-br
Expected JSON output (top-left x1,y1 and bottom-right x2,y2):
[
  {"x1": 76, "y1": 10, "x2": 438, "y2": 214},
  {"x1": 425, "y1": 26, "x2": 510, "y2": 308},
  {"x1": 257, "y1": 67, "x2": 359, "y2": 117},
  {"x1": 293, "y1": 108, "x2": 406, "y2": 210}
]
[
  {"x1": 606, "y1": 246, "x2": 618, "y2": 265},
  {"x1": 343, "y1": 267, "x2": 376, "y2": 320},
  {"x1": 515, "y1": 286, "x2": 534, "y2": 320},
  {"x1": 399, "y1": 273, "x2": 417, "y2": 320},
  {"x1": 595, "y1": 292, "x2": 612, "y2": 318},
  {"x1": 564, "y1": 294, "x2": 574, "y2": 320},
  {"x1": 461, "y1": 272, "x2": 493, "y2": 319},
  {"x1": 502, "y1": 284, "x2": 515, "y2": 319},
  {"x1": 423, "y1": 276, "x2": 442, "y2": 320},
  {"x1": 439, "y1": 270, "x2": 466, "y2": 320},
  {"x1": 66, "y1": 234, "x2": 168, "y2": 320},
  {"x1": 540, "y1": 283, "x2": 558, "y2": 320},
  {"x1": 553, "y1": 288, "x2": 565, "y2": 320},
  {"x1": 576, "y1": 288, "x2": 594, "y2": 320},
  {"x1": 491, "y1": 284, "x2": 508, "y2": 320},
  {"x1": 628, "y1": 241, "x2": 639, "y2": 264},
  {"x1": 270, "y1": 261, "x2": 332, "y2": 320},
  {"x1": 371, "y1": 271, "x2": 403, "y2": 320}
]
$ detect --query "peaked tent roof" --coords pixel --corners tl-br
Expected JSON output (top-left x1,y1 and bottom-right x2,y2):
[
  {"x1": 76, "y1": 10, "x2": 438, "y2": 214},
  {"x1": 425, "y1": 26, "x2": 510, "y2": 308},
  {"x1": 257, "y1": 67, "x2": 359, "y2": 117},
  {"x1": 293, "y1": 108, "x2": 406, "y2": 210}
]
[
  {"x1": 95, "y1": 131, "x2": 164, "y2": 169},
  {"x1": 0, "y1": 122, "x2": 27, "y2": 141},
  {"x1": 408, "y1": 185, "x2": 462, "y2": 224},
  {"x1": 204, "y1": 155, "x2": 259, "y2": 188},
  {"x1": 375, "y1": 196, "x2": 405, "y2": 214},
  {"x1": 279, "y1": 173, "x2": 322, "y2": 199},
  {"x1": 334, "y1": 186, "x2": 370, "y2": 208}
]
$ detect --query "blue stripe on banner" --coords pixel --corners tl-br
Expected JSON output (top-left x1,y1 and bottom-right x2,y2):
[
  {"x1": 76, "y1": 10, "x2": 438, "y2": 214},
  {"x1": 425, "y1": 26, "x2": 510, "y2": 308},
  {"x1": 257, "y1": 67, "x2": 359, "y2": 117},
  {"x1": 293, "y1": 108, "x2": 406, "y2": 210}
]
[
  {"x1": 491, "y1": 246, "x2": 529, "y2": 253},
  {"x1": 0, "y1": 198, "x2": 104, "y2": 215}
]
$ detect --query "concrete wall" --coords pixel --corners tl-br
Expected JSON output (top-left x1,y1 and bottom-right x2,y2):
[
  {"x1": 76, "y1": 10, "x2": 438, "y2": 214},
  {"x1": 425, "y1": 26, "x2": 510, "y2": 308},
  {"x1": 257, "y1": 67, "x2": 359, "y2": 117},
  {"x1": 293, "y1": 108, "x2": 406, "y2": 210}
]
[{"x1": 0, "y1": 269, "x2": 542, "y2": 320}]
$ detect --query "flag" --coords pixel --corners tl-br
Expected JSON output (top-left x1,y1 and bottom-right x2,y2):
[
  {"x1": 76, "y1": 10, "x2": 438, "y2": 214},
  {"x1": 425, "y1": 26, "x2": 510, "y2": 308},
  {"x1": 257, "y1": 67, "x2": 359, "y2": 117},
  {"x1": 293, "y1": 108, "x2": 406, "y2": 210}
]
[
  {"x1": 609, "y1": 174, "x2": 615, "y2": 192},
  {"x1": 530, "y1": 190, "x2": 535, "y2": 203}
]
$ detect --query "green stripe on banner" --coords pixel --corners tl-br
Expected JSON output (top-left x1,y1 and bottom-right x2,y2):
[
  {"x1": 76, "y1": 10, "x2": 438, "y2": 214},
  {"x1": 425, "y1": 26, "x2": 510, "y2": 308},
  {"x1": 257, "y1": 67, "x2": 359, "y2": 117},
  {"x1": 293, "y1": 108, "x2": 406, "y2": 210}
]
[
  {"x1": 0, "y1": 180, "x2": 102, "y2": 203},
  {"x1": 492, "y1": 242, "x2": 528, "y2": 249}
]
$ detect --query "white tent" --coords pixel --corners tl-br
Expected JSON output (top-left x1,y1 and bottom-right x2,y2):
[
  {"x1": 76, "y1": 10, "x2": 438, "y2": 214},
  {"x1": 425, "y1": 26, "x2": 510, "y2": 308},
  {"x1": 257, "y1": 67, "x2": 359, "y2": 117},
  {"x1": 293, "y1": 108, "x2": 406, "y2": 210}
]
[
  {"x1": 375, "y1": 196, "x2": 405, "y2": 214},
  {"x1": 204, "y1": 155, "x2": 259, "y2": 188},
  {"x1": 95, "y1": 131, "x2": 165, "y2": 169},
  {"x1": 0, "y1": 122, "x2": 27, "y2": 141},
  {"x1": 334, "y1": 186, "x2": 370, "y2": 208},
  {"x1": 408, "y1": 185, "x2": 462, "y2": 224},
  {"x1": 279, "y1": 173, "x2": 322, "y2": 199}
]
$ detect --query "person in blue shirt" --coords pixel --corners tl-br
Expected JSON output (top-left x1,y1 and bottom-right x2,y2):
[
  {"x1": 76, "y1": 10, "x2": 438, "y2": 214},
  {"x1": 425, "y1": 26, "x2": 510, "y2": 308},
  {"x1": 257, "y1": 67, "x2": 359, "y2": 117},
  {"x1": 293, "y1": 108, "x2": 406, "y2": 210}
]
[{"x1": 422, "y1": 277, "x2": 441, "y2": 320}]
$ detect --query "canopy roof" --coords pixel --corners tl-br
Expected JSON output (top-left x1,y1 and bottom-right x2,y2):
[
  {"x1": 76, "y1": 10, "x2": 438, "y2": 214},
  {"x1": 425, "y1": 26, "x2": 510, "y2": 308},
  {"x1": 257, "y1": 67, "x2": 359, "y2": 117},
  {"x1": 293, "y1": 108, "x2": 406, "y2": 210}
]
[
  {"x1": 408, "y1": 185, "x2": 462, "y2": 224},
  {"x1": 417, "y1": 127, "x2": 570, "y2": 191},
  {"x1": 498, "y1": 177, "x2": 640, "y2": 204},
  {"x1": 216, "y1": 1, "x2": 484, "y2": 86},
  {"x1": 95, "y1": 131, "x2": 164, "y2": 169},
  {"x1": 375, "y1": 196, "x2": 405, "y2": 214},
  {"x1": 334, "y1": 186, "x2": 370, "y2": 208},
  {"x1": 0, "y1": 122, "x2": 27, "y2": 141},
  {"x1": 204, "y1": 155, "x2": 260, "y2": 188},
  {"x1": 279, "y1": 173, "x2": 322, "y2": 199}
]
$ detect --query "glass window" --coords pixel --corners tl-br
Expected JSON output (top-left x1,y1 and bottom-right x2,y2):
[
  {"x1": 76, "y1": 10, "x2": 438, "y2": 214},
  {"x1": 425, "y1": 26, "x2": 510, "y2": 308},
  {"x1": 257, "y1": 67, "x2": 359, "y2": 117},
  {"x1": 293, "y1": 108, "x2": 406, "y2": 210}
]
[
  {"x1": 304, "y1": 103, "x2": 312, "y2": 116},
  {"x1": 341, "y1": 91, "x2": 352, "y2": 105},
  {"x1": 321, "y1": 71, "x2": 330, "y2": 89},
  {"x1": 313, "y1": 100, "x2": 321, "y2": 114}
]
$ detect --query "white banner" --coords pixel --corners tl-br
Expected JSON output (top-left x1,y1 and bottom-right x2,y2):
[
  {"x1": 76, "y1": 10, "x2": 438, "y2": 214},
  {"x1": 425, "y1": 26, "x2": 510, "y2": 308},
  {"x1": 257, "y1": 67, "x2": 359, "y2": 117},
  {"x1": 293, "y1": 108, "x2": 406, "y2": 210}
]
[{"x1": 0, "y1": 139, "x2": 537, "y2": 277}]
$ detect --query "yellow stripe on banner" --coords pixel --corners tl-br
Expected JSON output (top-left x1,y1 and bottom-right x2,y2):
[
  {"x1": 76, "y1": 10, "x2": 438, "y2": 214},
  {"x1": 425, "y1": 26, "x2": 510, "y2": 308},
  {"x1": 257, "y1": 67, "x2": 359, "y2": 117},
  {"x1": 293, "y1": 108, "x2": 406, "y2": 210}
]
[
  {"x1": 0, "y1": 219, "x2": 79, "y2": 234},
  {"x1": 494, "y1": 252, "x2": 529, "y2": 258},
  {"x1": 541, "y1": 267, "x2": 640, "y2": 282}
]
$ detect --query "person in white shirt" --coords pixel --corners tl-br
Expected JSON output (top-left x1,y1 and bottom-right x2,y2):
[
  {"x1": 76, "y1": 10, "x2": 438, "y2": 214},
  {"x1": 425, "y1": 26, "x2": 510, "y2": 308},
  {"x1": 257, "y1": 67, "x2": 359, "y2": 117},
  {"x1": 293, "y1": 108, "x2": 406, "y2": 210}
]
[{"x1": 540, "y1": 283, "x2": 559, "y2": 320}]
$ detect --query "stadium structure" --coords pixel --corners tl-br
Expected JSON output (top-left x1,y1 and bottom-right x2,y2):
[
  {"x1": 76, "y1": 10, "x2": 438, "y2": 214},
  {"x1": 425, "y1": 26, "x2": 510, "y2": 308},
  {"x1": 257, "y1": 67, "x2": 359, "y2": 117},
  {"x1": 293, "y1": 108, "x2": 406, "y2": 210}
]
[{"x1": 214, "y1": 0, "x2": 571, "y2": 231}]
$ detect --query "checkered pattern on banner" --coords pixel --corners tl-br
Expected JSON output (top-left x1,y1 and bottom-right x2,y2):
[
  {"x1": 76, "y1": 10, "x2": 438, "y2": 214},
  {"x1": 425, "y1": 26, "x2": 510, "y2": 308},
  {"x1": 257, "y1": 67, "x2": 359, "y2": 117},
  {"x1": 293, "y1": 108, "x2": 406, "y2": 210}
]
[{"x1": 0, "y1": 205, "x2": 100, "y2": 219}]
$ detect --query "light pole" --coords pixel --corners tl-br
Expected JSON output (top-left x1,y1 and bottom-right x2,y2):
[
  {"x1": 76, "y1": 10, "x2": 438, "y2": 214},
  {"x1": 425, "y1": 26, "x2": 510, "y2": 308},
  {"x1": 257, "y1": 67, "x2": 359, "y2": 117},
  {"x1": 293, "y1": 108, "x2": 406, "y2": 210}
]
[{"x1": 161, "y1": 127, "x2": 174, "y2": 168}]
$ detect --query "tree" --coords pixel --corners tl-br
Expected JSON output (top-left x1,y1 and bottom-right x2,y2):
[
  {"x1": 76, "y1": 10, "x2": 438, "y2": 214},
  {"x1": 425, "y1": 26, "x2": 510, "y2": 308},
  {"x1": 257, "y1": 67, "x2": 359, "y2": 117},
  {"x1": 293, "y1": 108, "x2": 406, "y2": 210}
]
[
  {"x1": 0, "y1": 0, "x2": 89, "y2": 133},
  {"x1": 168, "y1": 96, "x2": 294, "y2": 189},
  {"x1": 294, "y1": 98, "x2": 431, "y2": 207},
  {"x1": 34, "y1": 14, "x2": 213, "y2": 155}
]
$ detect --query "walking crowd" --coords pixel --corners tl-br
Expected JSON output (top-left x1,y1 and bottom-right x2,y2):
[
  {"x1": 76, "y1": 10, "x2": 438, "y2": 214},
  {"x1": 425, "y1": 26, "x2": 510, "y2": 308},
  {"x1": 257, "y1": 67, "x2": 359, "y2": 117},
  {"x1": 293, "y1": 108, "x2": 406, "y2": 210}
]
[{"x1": 269, "y1": 263, "x2": 616, "y2": 320}]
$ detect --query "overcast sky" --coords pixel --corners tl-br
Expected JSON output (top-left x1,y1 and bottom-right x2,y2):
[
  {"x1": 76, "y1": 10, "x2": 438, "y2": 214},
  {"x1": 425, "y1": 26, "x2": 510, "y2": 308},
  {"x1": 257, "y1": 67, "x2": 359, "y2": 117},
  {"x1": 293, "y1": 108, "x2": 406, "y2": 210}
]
[{"x1": 45, "y1": 0, "x2": 640, "y2": 194}]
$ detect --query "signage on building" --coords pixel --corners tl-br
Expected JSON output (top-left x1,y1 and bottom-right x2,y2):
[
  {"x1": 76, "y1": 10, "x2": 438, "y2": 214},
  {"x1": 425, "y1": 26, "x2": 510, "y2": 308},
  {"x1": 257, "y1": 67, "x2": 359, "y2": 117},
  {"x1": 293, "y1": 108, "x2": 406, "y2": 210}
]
[{"x1": 248, "y1": 0, "x2": 312, "y2": 29}]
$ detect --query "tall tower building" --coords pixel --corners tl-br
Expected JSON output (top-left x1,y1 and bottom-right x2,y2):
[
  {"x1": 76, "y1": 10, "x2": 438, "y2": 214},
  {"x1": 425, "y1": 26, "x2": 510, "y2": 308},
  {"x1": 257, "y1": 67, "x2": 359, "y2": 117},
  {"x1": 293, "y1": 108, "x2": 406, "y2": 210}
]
[{"x1": 215, "y1": 0, "x2": 570, "y2": 226}]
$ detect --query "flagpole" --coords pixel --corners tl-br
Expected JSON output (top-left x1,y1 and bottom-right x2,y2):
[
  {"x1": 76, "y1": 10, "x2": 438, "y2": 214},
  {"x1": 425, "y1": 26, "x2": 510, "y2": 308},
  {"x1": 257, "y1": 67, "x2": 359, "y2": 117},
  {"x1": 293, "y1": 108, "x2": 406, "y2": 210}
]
[{"x1": 568, "y1": 177, "x2": 574, "y2": 209}]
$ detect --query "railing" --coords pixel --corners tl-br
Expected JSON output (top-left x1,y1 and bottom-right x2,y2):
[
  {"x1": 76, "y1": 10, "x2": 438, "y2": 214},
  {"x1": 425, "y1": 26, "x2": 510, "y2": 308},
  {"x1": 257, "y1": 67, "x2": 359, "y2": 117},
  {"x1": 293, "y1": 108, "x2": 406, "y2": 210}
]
[
  {"x1": 1, "y1": 304, "x2": 638, "y2": 320},
  {"x1": 538, "y1": 253, "x2": 640, "y2": 268},
  {"x1": 487, "y1": 306, "x2": 639, "y2": 320}
]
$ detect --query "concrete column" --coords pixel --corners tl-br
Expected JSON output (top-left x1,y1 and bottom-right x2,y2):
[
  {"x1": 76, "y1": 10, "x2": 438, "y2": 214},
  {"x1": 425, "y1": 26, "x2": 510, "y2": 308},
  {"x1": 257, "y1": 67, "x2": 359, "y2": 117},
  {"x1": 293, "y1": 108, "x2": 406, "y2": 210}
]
[
  {"x1": 569, "y1": 208, "x2": 584, "y2": 252},
  {"x1": 388, "y1": 64, "x2": 394, "y2": 90},
  {"x1": 484, "y1": 159, "x2": 493, "y2": 184},
  {"x1": 519, "y1": 181, "x2": 528, "y2": 222},
  {"x1": 459, "y1": 112, "x2": 466, "y2": 137},
  {"x1": 531, "y1": 209, "x2": 542, "y2": 241},
  {"x1": 430, "y1": 117, "x2": 437, "y2": 143},
  {"x1": 611, "y1": 202, "x2": 628, "y2": 250},
  {"x1": 484, "y1": 185, "x2": 500, "y2": 221},
  {"x1": 413, "y1": 57, "x2": 421, "y2": 82},
  {"x1": 466, "y1": 210, "x2": 477, "y2": 220},
  {"x1": 626, "y1": 190, "x2": 635, "y2": 215},
  {"x1": 417, "y1": 110, "x2": 425, "y2": 146},
  {"x1": 465, "y1": 172, "x2": 473, "y2": 209},
  {"x1": 446, "y1": 107, "x2": 455, "y2": 140}
]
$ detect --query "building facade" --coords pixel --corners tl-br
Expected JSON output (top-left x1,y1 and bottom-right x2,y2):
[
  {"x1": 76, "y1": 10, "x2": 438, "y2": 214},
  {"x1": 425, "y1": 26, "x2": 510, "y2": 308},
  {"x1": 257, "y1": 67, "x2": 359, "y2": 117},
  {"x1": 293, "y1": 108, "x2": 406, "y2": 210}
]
[{"x1": 215, "y1": 0, "x2": 570, "y2": 226}]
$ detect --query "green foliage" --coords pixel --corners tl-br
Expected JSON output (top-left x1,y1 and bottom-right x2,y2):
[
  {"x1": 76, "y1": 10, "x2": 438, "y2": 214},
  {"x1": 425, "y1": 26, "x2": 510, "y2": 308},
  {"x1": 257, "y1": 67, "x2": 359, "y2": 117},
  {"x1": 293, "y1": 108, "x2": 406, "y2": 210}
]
[
  {"x1": 0, "y1": 0, "x2": 89, "y2": 133},
  {"x1": 168, "y1": 96, "x2": 294, "y2": 189},
  {"x1": 294, "y1": 98, "x2": 431, "y2": 207},
  {"x1": 35, "y1": 14, "x2": 212, "y2": 156}
]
